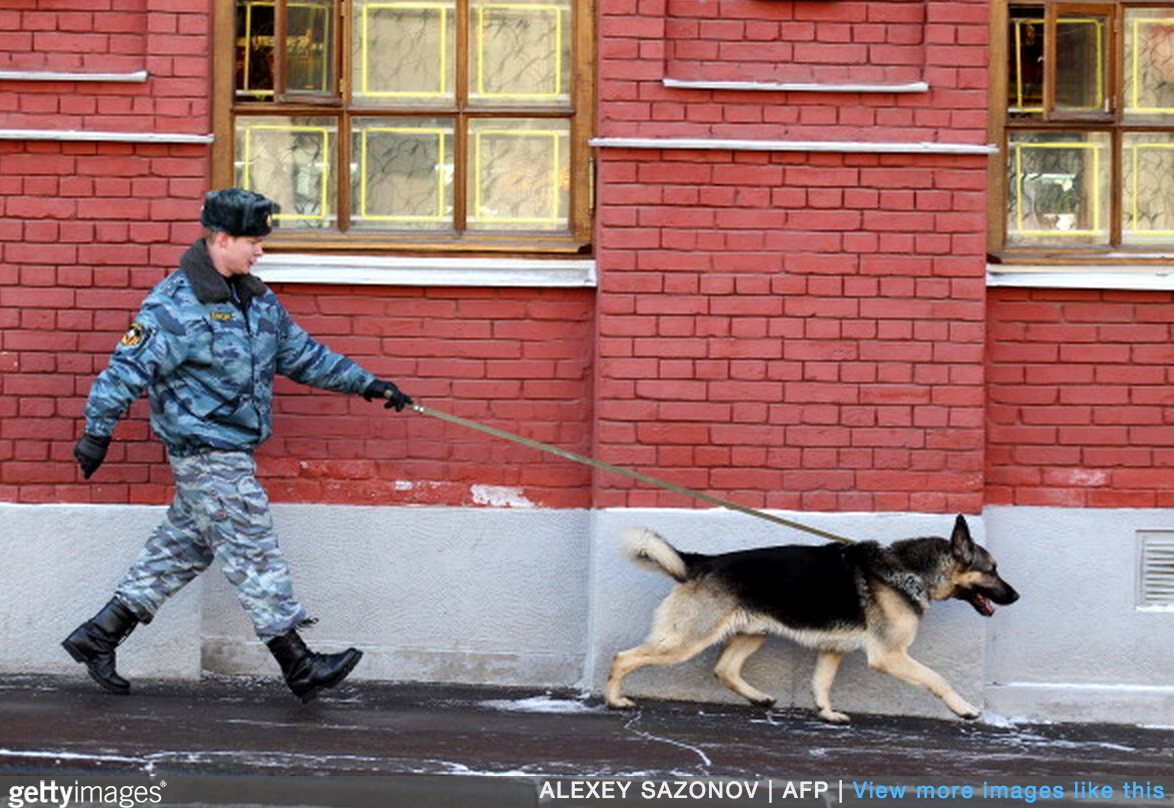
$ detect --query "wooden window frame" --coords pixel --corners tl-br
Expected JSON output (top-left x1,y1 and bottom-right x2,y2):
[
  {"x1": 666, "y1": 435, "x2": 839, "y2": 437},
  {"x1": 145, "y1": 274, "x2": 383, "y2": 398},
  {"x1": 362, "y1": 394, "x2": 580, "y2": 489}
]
[
  {"x1": 988, "y1": 1, "x2": 1174, "y2": 265},
  {"x1": 211, "y1": 0, "x2": 595, "y2": 258}
]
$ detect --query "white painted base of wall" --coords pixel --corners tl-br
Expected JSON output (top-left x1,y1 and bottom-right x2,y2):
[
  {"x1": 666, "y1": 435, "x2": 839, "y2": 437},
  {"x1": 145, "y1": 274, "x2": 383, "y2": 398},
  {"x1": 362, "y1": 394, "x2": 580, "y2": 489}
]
[
  {"x1": 6, "y1": 504, "x2": 201, "y2": 681},
  {"x1": 981, "y1": 506, "x2": 1174, "y2": 725},
  {"x1": 5, "y1": 502, "x2": 1170, "y2": 725},
  {"x1": 986, "y1": 683, "x2": 1174, "y2": 727}
]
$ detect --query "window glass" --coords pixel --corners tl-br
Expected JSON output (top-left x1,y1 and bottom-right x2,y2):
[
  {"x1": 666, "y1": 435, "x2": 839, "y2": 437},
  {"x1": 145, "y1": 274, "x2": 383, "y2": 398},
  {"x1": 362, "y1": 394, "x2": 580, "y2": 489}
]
[
  {"x1": 469, "y1": 0, "x2": 571, "y2": 107},
  {"x1": 467, "y1": 118, "x2": 570, "y2": 232},
  {"x1": 1006, "y1": 131, "x2": 1111, "y2": 247},
  {"x1": 351, "y1": 117, "x2": 455, "y2": 231},
  {"x1": 287, "y1": 0, "x2": 335, "y2": 96},
  {"x1": 1055, "y1": 12, "x2": 1108, "y2": 115},
  {"x1": 1008, "y1": 7, "x2": 1044, "y2": 117},
  {"x1": 1125, "y1": 7, "x2": 1174, "y2": 117},
  {"x1": 235, "y1": 116, "x2": 339, "y2": 230},
  {"x1": 1122, "y1": 132, "x2": 1174, "y2": 244},
  {"x1": 236, "y1": 1, "x2": 276, "y2": 99},
  {"x1": 354, "y1": 0, "x2": 456, "y2": 107}
]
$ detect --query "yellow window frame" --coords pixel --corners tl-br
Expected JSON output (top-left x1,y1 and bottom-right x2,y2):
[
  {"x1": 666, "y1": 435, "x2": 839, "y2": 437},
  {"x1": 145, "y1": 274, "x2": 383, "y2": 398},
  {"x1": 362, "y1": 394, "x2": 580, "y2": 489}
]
[
  {"x1": 356, "y1": 126, "x2": 451, "y2": 222},
  {"x1": 470, "y1": 127, "x2": 564, "y2": 225},
  {"x1": 1009, "y1": 139, "x2": 1106, "y2": 239},
  {"x1": 239, "y1": 123, "x2": 335, "y2": 223},
  {"x1": 359, "y1": 2, "x2": 452, "y2": 100}
]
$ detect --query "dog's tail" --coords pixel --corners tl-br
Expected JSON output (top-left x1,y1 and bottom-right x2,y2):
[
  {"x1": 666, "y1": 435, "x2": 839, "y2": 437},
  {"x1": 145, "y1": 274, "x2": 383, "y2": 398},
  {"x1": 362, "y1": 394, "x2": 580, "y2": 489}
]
[{"x1": 620, "y1": 527, "x2": 689, "y2": 582}]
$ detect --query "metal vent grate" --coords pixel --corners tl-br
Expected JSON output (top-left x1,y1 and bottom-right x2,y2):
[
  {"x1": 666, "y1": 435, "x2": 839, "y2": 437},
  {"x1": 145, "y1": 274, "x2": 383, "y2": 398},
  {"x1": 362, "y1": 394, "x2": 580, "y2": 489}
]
[{"x1": 1138, "y1": 532, "x2": 1174, "y2": 610}]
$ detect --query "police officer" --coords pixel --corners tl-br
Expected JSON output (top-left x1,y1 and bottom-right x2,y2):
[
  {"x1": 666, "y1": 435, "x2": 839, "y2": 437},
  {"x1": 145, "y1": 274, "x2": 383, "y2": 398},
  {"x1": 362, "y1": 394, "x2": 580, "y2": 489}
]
[{"x1": 63, "y1": 188, "x2": 411, "y2": 702}]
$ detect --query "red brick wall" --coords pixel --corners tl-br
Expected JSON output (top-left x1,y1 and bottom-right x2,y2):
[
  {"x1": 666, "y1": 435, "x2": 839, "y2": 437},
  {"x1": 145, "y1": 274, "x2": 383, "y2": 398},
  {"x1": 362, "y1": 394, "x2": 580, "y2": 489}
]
[
  {"x1": 592, "y1": 0, "x2": 991, "y2": 515},
  {"x1": 259, "y1": 285, "x2": 595, "y2": 509},
  {"x1": 0, "y1": 0, "x2": 596, "y2": 510},
  {"x1": 0, "y1": 0, "x2": 146, "y2": 75},
  {"x1": 0, "y1": 156, "x2": 596, "y2": 507},
  {"x1": 987, "y1": 288, "x2": 1174, "y2": 509},
  {"x1": 0, "y1": 0, "x2": 209, "y2": 136},
  {"x1": 601, "y1": 0, "x2": 989, "y2": 145},
  {"x1": 592, "y1": 148, "x2": 989, "y2": 514},
  {"x1": 0, "y1": 140, "x2": 209, "y2": 505},
  {"x1": 6, "y1": 0, "x2": 1169, "y2": 516},
  {"x1": 666, "y1": 0, "x2": 928, "y2": 88}
]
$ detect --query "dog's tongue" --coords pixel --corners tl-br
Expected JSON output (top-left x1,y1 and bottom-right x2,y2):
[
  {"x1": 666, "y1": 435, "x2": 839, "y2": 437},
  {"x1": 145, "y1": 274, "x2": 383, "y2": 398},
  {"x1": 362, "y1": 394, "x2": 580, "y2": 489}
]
[{"x1": 975, "y1": 594, "x2": 995, "y2": 616}]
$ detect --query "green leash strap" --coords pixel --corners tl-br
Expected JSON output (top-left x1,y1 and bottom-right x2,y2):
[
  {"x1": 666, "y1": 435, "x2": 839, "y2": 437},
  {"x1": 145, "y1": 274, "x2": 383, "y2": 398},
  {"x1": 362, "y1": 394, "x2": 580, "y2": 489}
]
[{"x1": 407, "y1": 402, "x2": 855, "y2": 545}]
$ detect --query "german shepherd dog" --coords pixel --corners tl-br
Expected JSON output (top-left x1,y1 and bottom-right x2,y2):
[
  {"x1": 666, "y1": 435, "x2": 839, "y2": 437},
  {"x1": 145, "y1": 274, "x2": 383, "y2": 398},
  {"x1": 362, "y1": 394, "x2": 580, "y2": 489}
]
[{"x1": 605, "y1": 515, "x2": 1018, "y2": 723}]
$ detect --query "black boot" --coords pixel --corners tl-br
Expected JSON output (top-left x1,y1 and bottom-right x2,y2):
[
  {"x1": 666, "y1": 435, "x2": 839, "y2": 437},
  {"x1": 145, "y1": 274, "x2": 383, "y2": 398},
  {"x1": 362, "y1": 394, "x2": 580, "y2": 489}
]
[
  {"x1": 61, "y1": 598, "x2": 139, "y2": 694},
  {"x1": 266, "y1": 629, "x2": 362, "y2": 703}
]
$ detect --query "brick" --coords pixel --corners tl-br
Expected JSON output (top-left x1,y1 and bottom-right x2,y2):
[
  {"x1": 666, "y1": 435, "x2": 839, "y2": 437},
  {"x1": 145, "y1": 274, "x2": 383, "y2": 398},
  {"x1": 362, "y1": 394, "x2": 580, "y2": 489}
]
[{"x1": 0, "y1": 4, "x2": 1153, "y2": 514}]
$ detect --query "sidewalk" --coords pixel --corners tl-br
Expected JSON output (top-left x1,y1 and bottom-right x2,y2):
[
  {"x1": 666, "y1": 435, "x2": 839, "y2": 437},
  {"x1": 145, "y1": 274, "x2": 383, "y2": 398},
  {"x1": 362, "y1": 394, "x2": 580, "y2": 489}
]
[{"x1": 2, "y1": 673, "x2": 1172, "y2": 782}]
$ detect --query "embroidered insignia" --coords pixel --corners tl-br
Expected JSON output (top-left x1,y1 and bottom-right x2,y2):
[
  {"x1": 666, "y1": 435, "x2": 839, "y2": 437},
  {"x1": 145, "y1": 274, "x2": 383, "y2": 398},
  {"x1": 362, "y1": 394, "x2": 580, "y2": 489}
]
[
  {"x1": 120, "y1": 322, "x2": 146, "y2": 348},
  {"x1": 210, "y1": 312, "x2": 234, "y2": 321}
]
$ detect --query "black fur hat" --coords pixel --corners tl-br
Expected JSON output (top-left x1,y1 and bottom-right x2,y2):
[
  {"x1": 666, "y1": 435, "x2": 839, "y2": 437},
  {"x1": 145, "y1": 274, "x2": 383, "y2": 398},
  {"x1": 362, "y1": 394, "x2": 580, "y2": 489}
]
[{"x1": 201, "y1": 188, "x2": 278, "y2": 237}]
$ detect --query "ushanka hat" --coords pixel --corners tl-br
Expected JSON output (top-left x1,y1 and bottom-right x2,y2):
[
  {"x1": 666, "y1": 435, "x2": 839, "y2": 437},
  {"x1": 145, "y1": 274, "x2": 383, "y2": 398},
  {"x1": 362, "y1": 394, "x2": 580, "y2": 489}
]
[{"x1": 200, "y1": 187, "x2": 278, "y2": 237}]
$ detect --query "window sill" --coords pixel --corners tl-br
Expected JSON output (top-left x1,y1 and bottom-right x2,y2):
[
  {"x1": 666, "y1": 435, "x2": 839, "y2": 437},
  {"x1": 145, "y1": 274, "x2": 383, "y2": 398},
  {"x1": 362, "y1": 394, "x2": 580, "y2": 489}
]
[
  {"x1": 0, "y1": 69, "x2": 148, "y2": 83},
  {"x1": 987, "y1": 264, "x2": 1174, "y2": 290},
  {"x1": 254, "y1": 253, "x2": 597, "y2": 288},
  {"x1": 662, "y1": 78, "x2": 930, "y2": 94}
]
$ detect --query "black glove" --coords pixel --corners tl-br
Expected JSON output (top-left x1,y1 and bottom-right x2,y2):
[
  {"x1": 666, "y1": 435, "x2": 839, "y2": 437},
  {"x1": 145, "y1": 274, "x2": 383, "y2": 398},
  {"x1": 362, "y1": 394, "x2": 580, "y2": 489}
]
[
  {"x1": 363, "y1": 379, "x2": 413, "y2": 412},
  {"x1": 74, "y1": 433, "x2": 112, "y2": 480}
]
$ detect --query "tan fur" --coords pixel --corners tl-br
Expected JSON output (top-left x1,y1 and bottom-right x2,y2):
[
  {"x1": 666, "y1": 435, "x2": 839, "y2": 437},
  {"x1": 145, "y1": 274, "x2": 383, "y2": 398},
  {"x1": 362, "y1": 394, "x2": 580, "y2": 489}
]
[{"x1": 620, "y1": 527, "x2": 688, "y2": 581}]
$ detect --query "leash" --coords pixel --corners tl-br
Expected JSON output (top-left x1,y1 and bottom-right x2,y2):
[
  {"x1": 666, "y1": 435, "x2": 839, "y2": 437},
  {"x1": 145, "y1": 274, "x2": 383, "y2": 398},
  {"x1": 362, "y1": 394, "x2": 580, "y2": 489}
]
[{"x1": 404, "y1": 401, "x2": 856, "y2": 545}]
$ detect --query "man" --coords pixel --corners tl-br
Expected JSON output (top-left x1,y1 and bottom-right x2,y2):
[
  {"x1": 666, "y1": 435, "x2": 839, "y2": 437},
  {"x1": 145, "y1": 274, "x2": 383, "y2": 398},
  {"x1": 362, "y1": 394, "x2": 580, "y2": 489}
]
[{"x1": 63, "y1": 188, "x2": 411, "y2": 702}]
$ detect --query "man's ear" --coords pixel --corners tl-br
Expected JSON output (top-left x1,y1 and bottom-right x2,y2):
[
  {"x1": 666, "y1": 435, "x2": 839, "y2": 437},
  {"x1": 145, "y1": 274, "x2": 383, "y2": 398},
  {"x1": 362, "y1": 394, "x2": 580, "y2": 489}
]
[{"x1": 206, "y1": 230, "x2": 230, "y2": 254}]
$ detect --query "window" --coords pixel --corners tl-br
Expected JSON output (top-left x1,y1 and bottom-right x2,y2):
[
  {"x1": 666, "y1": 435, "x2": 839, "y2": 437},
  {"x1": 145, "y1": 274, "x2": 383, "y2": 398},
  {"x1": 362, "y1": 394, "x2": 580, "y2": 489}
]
[
  {"x1": 990, "y1": 2, "x2": 1174, "y2": 259},
  {"x1": 213, "y1": 0, "x2": 593, "y2": 254}
]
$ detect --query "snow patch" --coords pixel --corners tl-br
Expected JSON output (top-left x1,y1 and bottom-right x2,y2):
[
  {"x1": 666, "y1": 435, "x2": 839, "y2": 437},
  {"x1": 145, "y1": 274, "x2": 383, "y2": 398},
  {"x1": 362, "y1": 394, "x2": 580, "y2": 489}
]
[
  {"x1": 479, "y1": 695, "x2": 600, "y2": 714},
  {"x1": 471, "y1": 485, "x2": 535, "y2": 508}
]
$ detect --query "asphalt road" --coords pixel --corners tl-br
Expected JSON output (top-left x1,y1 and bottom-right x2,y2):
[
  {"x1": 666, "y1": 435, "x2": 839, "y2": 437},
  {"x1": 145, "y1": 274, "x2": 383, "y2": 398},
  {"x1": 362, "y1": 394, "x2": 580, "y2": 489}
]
[{"x1": 0, "y1": 674, "x2": 1171, "y2": 806}]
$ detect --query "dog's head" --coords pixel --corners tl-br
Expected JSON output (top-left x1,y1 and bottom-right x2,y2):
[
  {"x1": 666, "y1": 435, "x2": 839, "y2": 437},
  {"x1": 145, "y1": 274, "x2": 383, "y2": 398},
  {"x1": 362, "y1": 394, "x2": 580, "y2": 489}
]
[{"x1": 948, "y1": 515, "x2": 1020, "y2": 616}]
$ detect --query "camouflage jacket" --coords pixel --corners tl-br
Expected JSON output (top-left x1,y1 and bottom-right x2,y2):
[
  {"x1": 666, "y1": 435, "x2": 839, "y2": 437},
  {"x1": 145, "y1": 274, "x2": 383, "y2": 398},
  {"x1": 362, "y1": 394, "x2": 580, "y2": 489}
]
[{"x1": 83, "y1": 239, "x2": 377, "y2": 456}]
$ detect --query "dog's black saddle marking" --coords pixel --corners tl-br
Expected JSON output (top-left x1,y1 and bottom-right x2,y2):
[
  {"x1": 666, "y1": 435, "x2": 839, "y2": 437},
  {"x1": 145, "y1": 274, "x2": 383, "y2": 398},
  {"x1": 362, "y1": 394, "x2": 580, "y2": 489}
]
[{"x1": 683, "y1": 543, "x2": 870, "y2": 630}]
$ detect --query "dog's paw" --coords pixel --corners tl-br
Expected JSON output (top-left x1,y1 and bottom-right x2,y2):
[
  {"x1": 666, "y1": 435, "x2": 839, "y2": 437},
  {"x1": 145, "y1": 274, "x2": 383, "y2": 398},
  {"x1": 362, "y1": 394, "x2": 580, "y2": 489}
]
[
  {"x1": 751, "y1": 696, "x2": 778, "y2": 709},
  {"x1": 949, "y1": 699, "x2": 981, "y2": 720},
  {"x1": 606, "y1": 696, "x2": 637, "y2": 710},
  {"x1": 818, "y1": 708, "x2": 851, "y2": 724}
]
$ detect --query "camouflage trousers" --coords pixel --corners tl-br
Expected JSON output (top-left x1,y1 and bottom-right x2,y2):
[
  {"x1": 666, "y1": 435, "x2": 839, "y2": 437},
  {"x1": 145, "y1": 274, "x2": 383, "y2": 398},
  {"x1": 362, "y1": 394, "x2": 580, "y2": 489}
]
[{"x1": 115, "y1": 451, "x2": 308, "y2": 640}]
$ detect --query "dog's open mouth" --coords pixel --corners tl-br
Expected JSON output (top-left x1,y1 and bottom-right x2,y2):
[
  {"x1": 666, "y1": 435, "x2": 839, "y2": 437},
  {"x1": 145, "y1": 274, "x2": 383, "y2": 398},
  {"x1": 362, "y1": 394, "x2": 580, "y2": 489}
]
[{"x1": 966, "y1": 591, "x2": 995, "y2": 616}]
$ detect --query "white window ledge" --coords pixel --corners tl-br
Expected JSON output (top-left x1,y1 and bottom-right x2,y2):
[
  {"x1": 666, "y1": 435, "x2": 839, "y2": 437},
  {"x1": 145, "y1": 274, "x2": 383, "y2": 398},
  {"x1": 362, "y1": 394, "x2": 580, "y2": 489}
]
[
  {"x1": 0, "y1": 128, "x2": 213, "y2": 144},
  {"x1": 591, "y1": 137, "x2": 996, "y2": 155},
  {"x1": 988, "y1": 266, "x2": 1174, "y2": 290},
  {"x1": 254, "y1": 253, "x2": 597, "y2": 288},
  {"x1": 0, "y1": 69, "x2": 148, "y2": 83},
  {"x1": 663, "y1": 77, "x2": 930, "y2": 94}
]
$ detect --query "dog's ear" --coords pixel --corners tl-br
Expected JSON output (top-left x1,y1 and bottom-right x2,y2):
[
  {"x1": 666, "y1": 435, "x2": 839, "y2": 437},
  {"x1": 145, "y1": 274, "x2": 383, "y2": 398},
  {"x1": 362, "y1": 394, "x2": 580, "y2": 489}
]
[{"x1": 950, "y1": 514, "x2": 975, "y2": 564}]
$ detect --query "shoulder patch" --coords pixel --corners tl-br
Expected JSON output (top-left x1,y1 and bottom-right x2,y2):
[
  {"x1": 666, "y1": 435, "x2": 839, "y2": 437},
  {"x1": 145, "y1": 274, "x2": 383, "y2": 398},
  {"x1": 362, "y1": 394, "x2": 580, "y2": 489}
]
[
  {"x1": 119, "y1": 322, "x2": 147, "y2": 348},
  {"x1": 210, "y1": 311, "x2": 234, "y2": 322}
]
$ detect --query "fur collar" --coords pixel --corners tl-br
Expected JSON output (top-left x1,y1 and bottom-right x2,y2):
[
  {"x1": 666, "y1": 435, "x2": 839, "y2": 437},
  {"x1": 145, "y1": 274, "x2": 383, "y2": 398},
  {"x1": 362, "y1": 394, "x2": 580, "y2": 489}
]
[
  {"x1": 178, "y1": 238, "x2": 268, "y2": 308},
  {"x1": 851, "y1": 542, "x2": 931, "y2": 613}
]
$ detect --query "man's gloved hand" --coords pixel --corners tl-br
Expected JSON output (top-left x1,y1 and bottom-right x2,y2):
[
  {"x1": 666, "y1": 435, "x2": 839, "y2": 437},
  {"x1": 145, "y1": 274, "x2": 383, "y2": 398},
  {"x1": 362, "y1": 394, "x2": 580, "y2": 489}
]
[
  {"x1": 74, "y1": 433, "x2": 112, "y2": 480},
  {"x1": 363, "y1": 380, "x2": 413, "y2": 412}
]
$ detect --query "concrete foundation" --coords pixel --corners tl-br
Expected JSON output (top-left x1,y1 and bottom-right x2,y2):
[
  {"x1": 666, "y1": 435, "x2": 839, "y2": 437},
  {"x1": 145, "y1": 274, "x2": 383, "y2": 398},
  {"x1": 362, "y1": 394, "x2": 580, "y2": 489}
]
[{"x1": 6, "y1": 502, "x2": 1171, "y2": 724}]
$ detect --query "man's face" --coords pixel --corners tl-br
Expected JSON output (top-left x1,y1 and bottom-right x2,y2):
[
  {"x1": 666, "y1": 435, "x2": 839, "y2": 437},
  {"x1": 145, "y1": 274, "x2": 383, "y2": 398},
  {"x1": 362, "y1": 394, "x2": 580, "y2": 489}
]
[{"x1": 211, "y1": 231, "x2": 265, "y2": 277}]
